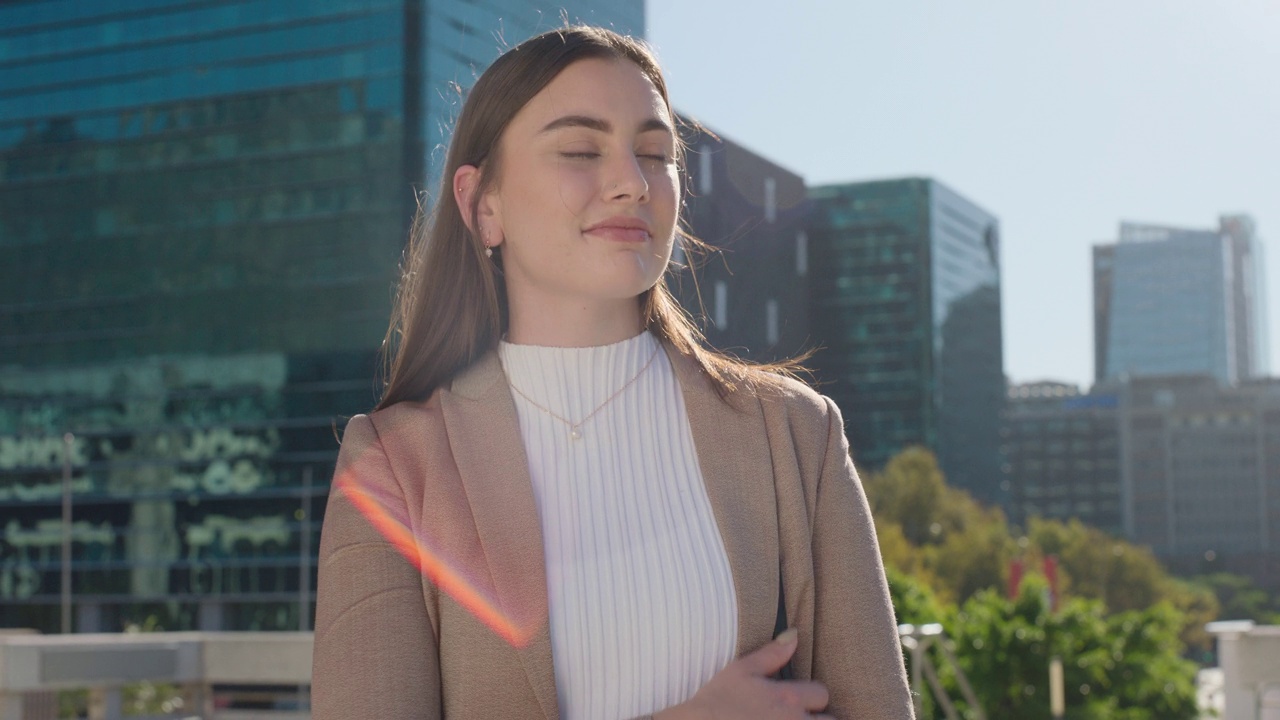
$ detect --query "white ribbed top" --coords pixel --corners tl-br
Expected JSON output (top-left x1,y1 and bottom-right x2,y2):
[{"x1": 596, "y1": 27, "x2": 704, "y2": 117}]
[{"x1": 498, "y1": 331, "x2": 738, "y2": 720}]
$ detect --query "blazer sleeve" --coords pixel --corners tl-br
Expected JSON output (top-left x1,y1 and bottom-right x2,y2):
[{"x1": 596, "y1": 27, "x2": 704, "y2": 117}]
[
  {"x1": 811, "y1": 396, "x2": 915, "y2": 719},
  {"x1": 311, "y1": 414, "x2": 442, "y2": 719}
]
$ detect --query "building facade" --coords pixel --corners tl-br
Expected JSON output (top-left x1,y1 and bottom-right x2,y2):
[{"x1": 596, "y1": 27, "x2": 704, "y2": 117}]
[
  {"x1": 1094, "y1": 216, "x2": 1268, "y2": 385},
  {"x1": 1001, "y1": 374, "x2": 1280, "y2": 592},
  {"x1": 673, "y1": 123, "x2": 811, "y2": 364},
  {"x1": 1119, "y1": 375, "x2": 1280, "y2": 592},
  {"x1": 0, "y1": 0, "x2": 643, "y2": 633},
  {"x1": 806, "y1": 178, "x2": 1004, "y2": 505},
  {"x1": 1002, "y1": 382, "x2": 1122, "y2": 536}
]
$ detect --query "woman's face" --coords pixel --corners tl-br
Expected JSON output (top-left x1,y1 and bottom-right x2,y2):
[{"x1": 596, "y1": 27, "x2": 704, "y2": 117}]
[{"x1": 482, "y1": 57, "x2": 679, "y2": 317}]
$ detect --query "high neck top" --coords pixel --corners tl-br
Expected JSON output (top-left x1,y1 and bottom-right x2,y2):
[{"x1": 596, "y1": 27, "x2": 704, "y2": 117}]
[
  {"x1": 498, "y1": 331, "x2": 661, "y2": 436},
  {"x1": 496, "y1": 331, "x2": 738, "y2": 720}
]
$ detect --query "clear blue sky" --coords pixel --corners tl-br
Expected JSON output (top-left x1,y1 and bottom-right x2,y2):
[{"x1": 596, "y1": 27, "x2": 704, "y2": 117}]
[{"x1": 646, "y1": 0, "x2": 1280, "y2": 387}]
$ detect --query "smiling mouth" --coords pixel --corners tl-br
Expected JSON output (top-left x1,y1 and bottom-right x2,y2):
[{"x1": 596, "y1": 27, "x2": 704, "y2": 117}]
[
  {"x1": 584, "y1": 216, "x2": 652, "y2": 243},
  {"x1": 584, "y1": 226, "x2": 651, "y2": 243}
]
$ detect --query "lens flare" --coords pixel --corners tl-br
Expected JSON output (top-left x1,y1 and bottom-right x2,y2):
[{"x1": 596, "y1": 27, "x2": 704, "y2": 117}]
[{"x1": 334, "y1": 469, "x2": 538, "y2": 648}]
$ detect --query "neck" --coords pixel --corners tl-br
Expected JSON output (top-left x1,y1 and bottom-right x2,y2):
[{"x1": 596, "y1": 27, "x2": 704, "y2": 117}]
[{"x1": 505, "y1": 292, "x2": 644, "y2": 347}]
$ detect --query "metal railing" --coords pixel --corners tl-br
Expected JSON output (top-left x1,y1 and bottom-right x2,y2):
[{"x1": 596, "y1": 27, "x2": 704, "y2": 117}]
[
  {"x1": 1, "y1": 625, "x2": 987, "y2": 720},
  {"x1": 0, "y1": 630, "x2": 312, "y2": 720},
  {"x1": 898, "y1": 623, "x2": 986, "y2": 720}
]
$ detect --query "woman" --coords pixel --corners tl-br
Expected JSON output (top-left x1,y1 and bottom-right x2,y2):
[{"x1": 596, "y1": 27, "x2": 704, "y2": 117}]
[{"x1": 312, "y1": 25, "x2": 913, "y2": 720}]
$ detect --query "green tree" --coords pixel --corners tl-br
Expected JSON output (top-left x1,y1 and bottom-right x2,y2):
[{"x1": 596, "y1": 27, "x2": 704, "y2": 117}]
[
  {"x1": 865, "y1": 447, "x2": 951, "y2": 546},
  {"x1": 866, "y1": 447, "x2": 1014, "y2": 604},
  {"x1": 945, "y1": 576, "x2": 1198, "y2": 720},
  {"x1": 1025, "y1": 517, "x2": 1219, "y2": 655},
  {"x1": 886, "y1": 565, "x2": 950, "y2": 627},
  {"x1": 923, "y1": 514, "x2": 1014, "y2": 604},
  {"x1": 1026, "y1": 518, "x2": 1167, "y2": 612},
  {"x1": 871, "y1": 447, "x2": 1213, "y2": 719},
  {"x1": 1191, "y1": 572, "x2": 1280, "y2": 624},
  {"x1": 1095, "y1": 603, "x2": 1201, "y2": 720}
]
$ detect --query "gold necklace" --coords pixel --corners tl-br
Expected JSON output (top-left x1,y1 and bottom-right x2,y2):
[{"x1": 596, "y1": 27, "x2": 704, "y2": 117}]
[{"x1": 507, "y1": 344, "x2": 662, "y2": 440}]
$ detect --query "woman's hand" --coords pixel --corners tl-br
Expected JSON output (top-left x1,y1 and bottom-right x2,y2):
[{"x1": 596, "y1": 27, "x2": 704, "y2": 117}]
[{"x1": 654, "y1": 629, "x2": 833, "y2": 720}]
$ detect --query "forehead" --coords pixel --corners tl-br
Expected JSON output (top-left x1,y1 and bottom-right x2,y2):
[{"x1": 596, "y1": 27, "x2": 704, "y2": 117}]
[{"x1": 510, "y1": 57, "x2": 671, "y2": 132}]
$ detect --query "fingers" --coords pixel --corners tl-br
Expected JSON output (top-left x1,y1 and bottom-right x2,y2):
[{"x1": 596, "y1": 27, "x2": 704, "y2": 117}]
[
  {"x1": 738, "y1": 628, "x2": 800, "y2": 676},
  {"x1": 780, "y1": 680, "x2": 830, "y2": 712},
  {"x1": 708, "y1": 630, "x2": 831, "y2": 718}
]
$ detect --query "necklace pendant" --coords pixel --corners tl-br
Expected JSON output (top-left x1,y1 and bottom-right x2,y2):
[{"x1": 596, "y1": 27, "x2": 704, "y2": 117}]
[{"x1": 569, "y1": 428, "x2": 583, "y2": 440}]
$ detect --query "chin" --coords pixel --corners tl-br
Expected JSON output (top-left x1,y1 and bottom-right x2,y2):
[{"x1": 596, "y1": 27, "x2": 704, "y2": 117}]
[{"x1": 590, "y1": 266, "x2": 663, "y2": 297}]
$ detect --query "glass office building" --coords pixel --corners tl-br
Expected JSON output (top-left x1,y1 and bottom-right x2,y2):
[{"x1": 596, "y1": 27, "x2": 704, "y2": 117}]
[
  {"x1": 807, "y1": 178, "x2": 1005, "y2": 505},
  {"x1": 0, "y1": 0, "x2": 642, "y2": 633},
  {"x1": 1094, "y1": 216, "x2": 1268, "y2": 386}
]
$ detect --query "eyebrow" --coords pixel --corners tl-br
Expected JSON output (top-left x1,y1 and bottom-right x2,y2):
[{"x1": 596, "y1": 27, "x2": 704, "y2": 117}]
[{"x1": 538, "y1": 114, "x2": 673, "y2": 136}]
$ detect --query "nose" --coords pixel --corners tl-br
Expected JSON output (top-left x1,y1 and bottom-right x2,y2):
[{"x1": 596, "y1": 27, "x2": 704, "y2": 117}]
[{"x1": 604, "y1": 152, "x2": 650, "y2": 204}]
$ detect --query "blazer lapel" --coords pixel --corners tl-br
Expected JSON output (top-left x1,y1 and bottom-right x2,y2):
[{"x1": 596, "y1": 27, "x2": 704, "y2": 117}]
[
  {"x1": 441, "y1": 352, "x2": 559, "y2": 720},
  {"x1": 665, "y1": 344, "x2": 780, "y2": 656}
]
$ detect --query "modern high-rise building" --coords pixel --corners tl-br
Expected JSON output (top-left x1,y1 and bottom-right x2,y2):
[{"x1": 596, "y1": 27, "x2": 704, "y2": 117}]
[
  {"x1": 806, "y1": 178, "x2": 1005, "y2": 505},
  {"x1": 1002, "y1": 382, "x2": 1122, "y2": 536},
  {"x1": 673, "y1": 123, "x2": 810, "y2": 364},
  {"x1": 0, "y1": 0, "x2": 643, "y2": 633},
  {"x1": 1094, "y1": 216, "x2": 1268, "y2": 385}
]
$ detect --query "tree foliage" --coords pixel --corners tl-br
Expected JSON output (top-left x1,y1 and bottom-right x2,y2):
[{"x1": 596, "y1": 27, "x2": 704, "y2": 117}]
[
  {"x1": 1190, "y1": 572, "x2": 1280, "y2": 625},
  {"x1": 865, "y1": 447, "x2": 1015, "y2": 605},
  {"x1": 867, "y1": 447, "x2": 1209, "y2": 719},
  {"x1": 948, "y1": 578, "x2": 1198, "y2": 720}
]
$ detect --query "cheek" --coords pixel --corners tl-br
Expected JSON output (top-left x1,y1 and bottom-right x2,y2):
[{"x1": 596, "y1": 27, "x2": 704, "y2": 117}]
[
  {"x1": 652, "y1": 169, "x2": 680, "y2": 223},
  {"x1": 505, "y1": 161, "x2": 595, "y2": 226},
  {"x1": 546, "y1": 163, "x2": 603, "y2": 212}
]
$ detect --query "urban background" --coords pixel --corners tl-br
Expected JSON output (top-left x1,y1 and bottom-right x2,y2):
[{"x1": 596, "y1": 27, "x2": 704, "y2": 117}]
[{"x1": 1, "y1": 1, "x2": 1277, "y2": 718}]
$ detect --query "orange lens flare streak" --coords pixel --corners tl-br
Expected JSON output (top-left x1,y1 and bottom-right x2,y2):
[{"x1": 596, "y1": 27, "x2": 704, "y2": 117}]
[{"x1": 335, "y1": 471, "x2": 536, "y2": 648}]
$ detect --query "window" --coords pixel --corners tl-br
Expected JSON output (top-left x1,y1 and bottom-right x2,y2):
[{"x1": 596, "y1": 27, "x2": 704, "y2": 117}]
[
  {"x1": 698, "y1": 145, "x2": 712, "y2": 195},
  {"x1": 714, "y1": 281, "x2": 728, "y2": 329},
  {"x1": 795, "y1": 231, "x2": 808, "y2": 276},
  {"x1": 763, "y1": 177, "x2": 776, "y2": 223},
  {"x1": 766, "y1": 299, "x2": 779, "y2": 345}
]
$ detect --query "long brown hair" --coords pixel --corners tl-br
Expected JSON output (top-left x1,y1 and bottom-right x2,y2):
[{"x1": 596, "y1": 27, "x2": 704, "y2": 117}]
[{"x1": 377, "y1": 26, "x2": 805, "y2": 410}]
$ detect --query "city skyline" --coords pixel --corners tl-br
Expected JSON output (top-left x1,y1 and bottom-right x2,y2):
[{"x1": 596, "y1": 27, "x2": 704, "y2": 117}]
[{"x1": 647, "y1": 0, "x2": 1280, "y2": 388}]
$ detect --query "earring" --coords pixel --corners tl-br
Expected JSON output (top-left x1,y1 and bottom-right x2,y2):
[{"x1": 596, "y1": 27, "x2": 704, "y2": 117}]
[{"x1": 483, "y1": 230, "x2": 494, "y2": 258}]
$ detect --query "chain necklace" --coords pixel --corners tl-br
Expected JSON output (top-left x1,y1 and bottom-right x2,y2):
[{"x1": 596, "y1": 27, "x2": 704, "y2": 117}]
[{"x1": 507, "y1": 344, "x2": 662, "y2": 440}]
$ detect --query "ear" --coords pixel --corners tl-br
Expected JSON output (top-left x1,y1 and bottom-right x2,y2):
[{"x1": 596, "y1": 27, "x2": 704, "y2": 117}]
[
  {"x1": 453, "y1": 165, "x2": 504, "y2": 247},
  {"x1": 452, "y1": 164, "x2": 481, "y2": 234}
]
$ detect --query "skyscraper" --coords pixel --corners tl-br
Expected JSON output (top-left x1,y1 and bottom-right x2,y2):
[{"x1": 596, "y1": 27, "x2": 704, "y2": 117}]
[
  {"x1": 673, "y1": 123, "x2": 810, "y2": 364},
  {"x1": 0, "y1": 0, "x2": 643, "y2": 633},
  {"x1": 1094, "y1": 216, "x2": 1268, "y2": 385},
  {"x1": 806, "y1": 178, "x2": 1005, "y2": 505}
]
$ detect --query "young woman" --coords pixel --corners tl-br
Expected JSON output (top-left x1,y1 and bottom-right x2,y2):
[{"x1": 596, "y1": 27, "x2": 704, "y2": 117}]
[{"x1": 312, "y1": 26, "x2": 913, "y2": 720}]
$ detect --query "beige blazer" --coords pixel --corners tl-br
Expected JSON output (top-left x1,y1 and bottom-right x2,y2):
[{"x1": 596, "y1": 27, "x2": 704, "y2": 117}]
[{"x1": 312, "y1": 343, "x2": 914, "y2": 719}]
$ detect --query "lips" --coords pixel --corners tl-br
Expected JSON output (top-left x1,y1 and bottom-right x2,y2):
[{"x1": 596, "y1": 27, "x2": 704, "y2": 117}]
[{"x1": 584, "y1": 217, "x2": 651, "y2": 243}]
